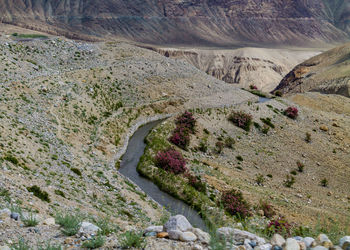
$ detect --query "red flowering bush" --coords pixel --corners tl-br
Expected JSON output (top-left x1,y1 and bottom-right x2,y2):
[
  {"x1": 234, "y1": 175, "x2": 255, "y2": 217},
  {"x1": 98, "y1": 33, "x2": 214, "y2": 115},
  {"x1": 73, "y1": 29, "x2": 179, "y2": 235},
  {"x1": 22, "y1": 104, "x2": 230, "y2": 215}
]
[
  {"x1": 221, "y1": 189, "x2": 251, "y2": 219},
  {"x1": 228, "y1": 111, "x2": 253, "y2": 131},
  {"x1": 169, "y1": 125, "x2": 190, "y2": 150},
  {"x1": 155, "y1": 149, "x2": 187, "y2": 174},
  {"x1": 266, "y1": 217, "x2": 292, "y2": 236},
  {"x1": 284, "y1": 107, "x2": 298, "y2": 119},
  {"x1": 249, "y1": 84, "x2": 258, "y2": 90},
  {"x1": 176, "y1": 111, "x2": 196, "y2": 134}
]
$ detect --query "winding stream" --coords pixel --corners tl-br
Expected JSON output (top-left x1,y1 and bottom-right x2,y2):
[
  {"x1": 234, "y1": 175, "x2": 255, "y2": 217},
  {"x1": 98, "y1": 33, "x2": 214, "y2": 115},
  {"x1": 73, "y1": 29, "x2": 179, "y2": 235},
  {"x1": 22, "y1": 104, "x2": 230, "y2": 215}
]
[{"x1": 119, "y1": 120, "x2": 207, "y2": 230}]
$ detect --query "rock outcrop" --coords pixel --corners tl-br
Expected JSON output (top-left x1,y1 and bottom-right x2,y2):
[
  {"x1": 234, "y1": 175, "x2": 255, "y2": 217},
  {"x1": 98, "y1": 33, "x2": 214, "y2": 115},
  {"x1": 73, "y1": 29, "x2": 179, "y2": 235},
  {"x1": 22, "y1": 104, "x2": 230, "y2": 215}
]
[{"x1": 273, "y1": 42, "x2": 350, "y2": 97}]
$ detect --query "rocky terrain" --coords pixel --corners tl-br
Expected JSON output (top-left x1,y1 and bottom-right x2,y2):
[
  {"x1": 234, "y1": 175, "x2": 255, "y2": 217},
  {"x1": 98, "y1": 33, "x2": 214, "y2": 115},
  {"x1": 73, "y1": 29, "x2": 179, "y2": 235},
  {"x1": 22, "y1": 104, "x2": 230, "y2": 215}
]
[
  {"x1": 273, "y1": 43, "x2": 350, "y2": 97},
  {"x1": 149, "y1": 47, "x2": 320, "y2": 92},
  {"x1": 0, "y1": 24, "x2": 349, "y2": 249},
  {"x1": 0, "y1": 0, "x2": 349, "y2": 46}
]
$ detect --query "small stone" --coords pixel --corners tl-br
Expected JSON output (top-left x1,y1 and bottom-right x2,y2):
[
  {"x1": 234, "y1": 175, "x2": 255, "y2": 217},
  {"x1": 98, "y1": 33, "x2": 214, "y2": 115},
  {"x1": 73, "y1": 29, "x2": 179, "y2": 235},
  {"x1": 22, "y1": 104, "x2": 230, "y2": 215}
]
[
  {"x1": 79, "y1": 222, "x2": 100, "y2": 236},
  {"x1": 10, "y1": 212, "x2": 19, "y2": 221},
  {"x1": 298, "y1": 241, "x2": 306, "y2": 250},
  {"x1": 192, "y1": 228, "x2": 210, "y2": 244},
  {"x1": 180, "y1": 232, "x2": 197, "y2": 242},
  {"x1": 42, "y1": 217, "x2": 55, "y2": 225},
  {"x1": 303, "y1": 237, "x2": 315, "y2": 248},
  {"x1": 144, "y1": 225, "x2": 163, "y2": 233},
  {"x1": 272, "y1": 246, "x2": 283, "y2": 250},
  {"x1": 320, "y1": 125, "x2": 329, "y2": 132},
  {"x1": 168, "y1": 230, "x2": 183, "y2": 240},
  {"x1": 339, "y1": 236, "x2": 350, "y2": 249},
  {"x1": 255, "y1": 243, "x2": 272, "y2": 250},
  {"x1": 271, "y1": 234, "x2": 286, "y2": 247},
  {"x1": 193, "y1": 245, "x2": 203, "y2": 250},
  {"x1": 163, "y1": 215, "x2": 192, "y2": 232},
  {"x1": 249, "y1": 241, "x2": 257, "y2": 248},
  {"x1": 316, "y1": 234, "x2": 333, "y2": 248},
  {"x1": 0, "y1": 209, "x2": 11, "y2": 220},
  {"x1": 64, "y1": 238, "x2": 74, "y2": 244},
  {"x1": 144, "y1": 232, "x2": 157, "y2": 237},
  {"x1": 342, "y1": 242, "x2": 350, "y2": 250},
  {"x1": 157, "y1": 232, "x2": 169, "y2": 238},
  {"x1": 310, "y1": 247, "x2": 328, "y2": 250},
  {"x1": 331, "y1": 246, "x2": 343, "y2": 250},
  {"x1": 283, "y1": 238, "x2": 300, "y2": 250}
]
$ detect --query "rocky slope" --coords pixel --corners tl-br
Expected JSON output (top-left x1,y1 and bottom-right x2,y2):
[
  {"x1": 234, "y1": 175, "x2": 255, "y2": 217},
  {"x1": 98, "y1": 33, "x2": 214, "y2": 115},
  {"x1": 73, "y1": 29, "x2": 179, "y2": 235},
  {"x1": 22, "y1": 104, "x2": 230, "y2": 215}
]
[
  {"x1": 273, "y1": 43, "x2": 350, "y2": 97},
  {"x1": 150, "y1": 47, "x2": 320, "y2": 92},
  {"x1": 0, "y1": 0, "x2": 349, "y2": 46}
]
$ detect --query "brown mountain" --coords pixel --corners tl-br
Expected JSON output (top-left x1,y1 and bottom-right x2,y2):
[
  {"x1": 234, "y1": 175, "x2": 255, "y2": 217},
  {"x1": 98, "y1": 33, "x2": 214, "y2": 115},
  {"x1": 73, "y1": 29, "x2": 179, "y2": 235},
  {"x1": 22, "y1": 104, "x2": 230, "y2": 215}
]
[
  {"x1": 273, "y1": 42, "x2": 350, "y2": 97},
  {"x1": 0, "y1": 0, "x2": 349, "y2": 46}
]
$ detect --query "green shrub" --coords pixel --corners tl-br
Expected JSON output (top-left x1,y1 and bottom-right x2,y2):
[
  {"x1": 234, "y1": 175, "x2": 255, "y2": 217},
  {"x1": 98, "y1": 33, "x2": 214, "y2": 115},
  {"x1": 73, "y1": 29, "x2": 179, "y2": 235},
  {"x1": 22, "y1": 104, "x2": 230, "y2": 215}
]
[
  {"x1": 198, "y1": 139, "x2": 208, "y2": 153},
  {"x1": 260, "y1": 117, "x2": 275, "y2": 128},
  {"x1": 224, "y1": 137, "x2": 235, "y2": 148},
  {"x1": 255, "y1": 174, "x2": 265, "y2": 186},
  {"x1": 82, "y1": 235, "x2": 105, "y2": 249},
  {"x1": 55, "y1": 212, "x2": 82, "y2": 236},
  {"x1": 320, "y1": 178, "x2": 328, "y2": 187},
  {"x1": 297, "y1": 161, "x2": 304, "y2": 172},
  {"x1": 119, "y1": 231, "x2": 146, "y2": 249},
  {"x1": 54, "y1": 189, "x2": 66, "y2": 198},
  {"x1": 236, "y1": 155, "x2": 243, "y2": 161},
  {"x1": 11, "y1": 239, "x2": 31, "y2": 250},
  {"x1": 284, "y1": 175, "x2": 295, "y2": 188},
  {"x1": 71, "y1": 168, "x2": 82, "y2": 176},
  {"x1": 4, "y1": 154, "x2": 19, "y2": 165},
  {"x1": 27, "y1": 185, "x2": 50, "y2": 202},
  {"x1": 305, "y1": 132, "x2": 311, "y2": 143},
  {"x1": 94, "y1": 217, "x2": 119, "y2": 236}
]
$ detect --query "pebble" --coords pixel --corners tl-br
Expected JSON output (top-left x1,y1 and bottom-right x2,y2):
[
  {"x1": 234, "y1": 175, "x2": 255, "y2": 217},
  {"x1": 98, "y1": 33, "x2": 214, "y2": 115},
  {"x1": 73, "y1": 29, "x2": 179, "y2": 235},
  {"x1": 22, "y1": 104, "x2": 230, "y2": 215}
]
[
  {"x1": 272, "y1": 246, "x2": 283, "y2": 250},
  {"x1": 144, "y1": 225, "x2": 163, "y2": 233},
  {"x1": 193, "y1": 244, "x2": 203, "y2": 250},
  {"x1": 42, "y1": 217, "x2": 55, "y2": 226},
  {"x1": 192, "y1": 228, "x2": 210, "y2": 244},
  {"x1": 157, "y1": 232, "x2": 169, "y2": 238},
  {"x1": 339, "y1": 236, "x2": 350, "y2": 249},
  {"x1": 255, "y1": 243, "x2": 272, "y2": 250},
  {"x1": 168, "y1": 230, "x2": 183, "y2": 240},
  {"x1": 303, "y1": 237, "x2": 315, "y2": 248},
  {"x1": 10, "y1": 212, "x2": 19, "y2": 221},
  {"x1": 316, "y1": 234, "x2": 333, "y2": 248}
]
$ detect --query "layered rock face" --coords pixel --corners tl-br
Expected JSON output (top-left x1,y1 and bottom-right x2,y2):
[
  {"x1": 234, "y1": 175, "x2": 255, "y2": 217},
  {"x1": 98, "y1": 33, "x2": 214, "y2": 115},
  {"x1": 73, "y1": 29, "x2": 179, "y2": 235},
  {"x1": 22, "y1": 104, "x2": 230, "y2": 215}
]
[
  {"x1": 273, "y1": 42, "x2": 350, "y2": 97},
  {"x1": 0, "y1": 0, "x2": 349, "y2": 45},
  {"x1": 151, "y1": 47, "x2": 319, "y2": 92}
]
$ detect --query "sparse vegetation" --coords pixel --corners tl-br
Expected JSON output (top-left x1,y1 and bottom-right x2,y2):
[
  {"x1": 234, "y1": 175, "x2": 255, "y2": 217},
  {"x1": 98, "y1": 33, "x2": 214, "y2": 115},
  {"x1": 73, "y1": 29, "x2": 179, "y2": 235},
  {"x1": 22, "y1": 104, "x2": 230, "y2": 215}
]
[
  {"x1": 82, "y1": 235, "x2": 105, "y2": 249},
  {"x1": 320, "y1": 178, "x2": 329, "y2": 187},
  {"x1": 27, "y1": 185, "x2": 50, "y2": 202},
  {"x1": 255, "y1": 174, "x2": 265, "y2": 186},
  {"x1": 55, "y1": 212, "x2": 82, "y2": 236},
  {"x1": 284, "y1": 175, "x2": 295, "y2": 188},
  {"x1": 119, "y1": 231, "x2": 146, "y2": 249}
]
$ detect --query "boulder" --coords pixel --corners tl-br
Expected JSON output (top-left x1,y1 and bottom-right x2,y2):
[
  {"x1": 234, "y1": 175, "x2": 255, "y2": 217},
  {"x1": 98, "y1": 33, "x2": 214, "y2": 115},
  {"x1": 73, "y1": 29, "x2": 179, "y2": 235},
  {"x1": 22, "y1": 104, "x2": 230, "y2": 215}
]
[
  {"x1": 283, "y1": 238, "x2": 300, "y2": 250},
  {"x1": 0, "y1": 246, "x2": 10, "y2": 250},
  {"x1": 179, "y1": 232, "x2": 197, "y2": 242},
  {"x1": 339, "y1": 237, "x2": 350, "y2": 249},
  {"x1": 271, "y1": 234, "x2": 286, "y2": 247},
  {"x1": 316, "y1": 234, "x2": 333, "y2": 248},
  {"x1": 192, "y1": 228, "x2": 210, "y2": 244},
  {"x1": 193, "y1": 245, "x2": 203, "y2": 250},
  {"x1": 144, "y1": 225, "x2": 163, "y2": 233},
  {"x1": 217, "y1": 228, "x2": 265, "y2": 245},
  {"x1": 303, "y1": 237, "x2": 315, "y2": 248},
  {"x1": 168, "y1": 230, "x2": 183, "y2": 240},
  {"x1": 78, "y1": 222, "x2": 100, "y2": 236},
  {"x1": 163, "y1": 215, "x2": 192, "y2": 232}
]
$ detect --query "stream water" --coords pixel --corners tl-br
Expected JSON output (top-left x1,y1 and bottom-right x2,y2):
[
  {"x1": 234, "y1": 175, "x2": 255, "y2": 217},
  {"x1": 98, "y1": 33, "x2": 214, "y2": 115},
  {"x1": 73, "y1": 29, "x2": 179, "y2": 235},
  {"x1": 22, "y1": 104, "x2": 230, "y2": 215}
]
[{"x1": 119, "y1": 120, "x2": 207, "y2": 230}]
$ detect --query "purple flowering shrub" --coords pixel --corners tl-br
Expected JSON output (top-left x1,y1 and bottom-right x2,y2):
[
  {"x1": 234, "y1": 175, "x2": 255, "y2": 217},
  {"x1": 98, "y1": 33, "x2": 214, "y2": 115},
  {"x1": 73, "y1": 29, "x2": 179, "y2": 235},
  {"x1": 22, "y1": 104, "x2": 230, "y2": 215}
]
[
  {"x1": 169, "y1": 125, "x2": 190, "y2": 150},
  {"x1": 155, "y1": 148, "x2": 187, "y2": 174},
  {"x1": 176, "y1": 111, "x2": 196, "y2": 133},
  {"x1": 228, "y1": 111, "x2": 253, "y2": 131},
  {"x1": 186, "y1": 173, "x2": 207, "y2": 192},
  {"x1": 258, "y1": 201, "x2": 276, "y2": 219},
  {"x1": 169, "y1": 111, "x2": 196, "y2": 150},
  {"x1": 284, "y1": 106, "x2": 298, "y2": 119},
  {"x1": 266, "y1": 217, "x2": 292, "y2": 236},
  {"x1": 221, "y1": 189, "x2": 251, "y2": 219},
  {"x1": 249, "y1": 84, "x2": 258, "y2": 90}
]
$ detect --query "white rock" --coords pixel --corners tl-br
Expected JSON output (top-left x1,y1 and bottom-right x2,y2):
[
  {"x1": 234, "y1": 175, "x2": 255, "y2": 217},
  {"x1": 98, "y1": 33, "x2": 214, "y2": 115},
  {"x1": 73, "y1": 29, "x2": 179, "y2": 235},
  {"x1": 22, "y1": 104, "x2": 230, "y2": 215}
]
[
  {"x1": 255, "y1": 243, "x2": 272, "y2": 250},
  {"x1": 192, "y1": 228, "x2": 210, "y2": 244},
  {"x1": 144, "y1": 225, "x2": 163, "y2": 233},
  {"x1": 340, "y1": 236, "x2": 350, "y2": 248},
  {"x1": 79, "y1": 222, "x2": 100, "y2": 235},
  {"x1": 283, "y1": 238, "x2": 300, "y2": 250},
  {"x1": 316, "y1": 234, "x2": 333, "y2": 248},
  {"x1": 168, "y1": 230, "x2": 183, "y2": 240},
  {"x1": 0, "y1": 246, "x2": 10, "y2": 250},
  {"x1": 193, "y1": 244, "x2": 203, "y2": 250},
  {"x1": 180, "y1": 232, "x2": 197, "y2": 242},
  {"x1": 310, "y1": 247, "x2": 328, "y2": 250},
  {"x1": 271, "y1": 234, "x2": 286, "y2": 247},
  {"x1": 217, "y1": 227, "x2": 234, "y2": 239},
  {"x1": 303, "y1": 237, "x2": 315, "y2": 248},
  {"x1": 163, "y1": 215, "x2": 192, "y2": 232},
  {"x1": 42, "y1": 217, "x2": 55, "y2": 226}
]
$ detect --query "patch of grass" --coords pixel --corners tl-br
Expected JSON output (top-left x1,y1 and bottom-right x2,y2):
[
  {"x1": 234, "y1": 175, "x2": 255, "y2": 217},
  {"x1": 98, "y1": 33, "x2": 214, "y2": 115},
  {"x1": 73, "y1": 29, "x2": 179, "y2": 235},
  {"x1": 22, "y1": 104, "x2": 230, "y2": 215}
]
[
  {"x1": 236, "y1": 155, "x2": 243, "y2": 161},
  {"x1": 260, "y1": 117, "x2": 275, "y2": 128},
  {"x1": 27, "y1": 185, "x2": 50, "y2": 202},
  {"x1": 284, "y1": 175, "x2": 295, "y2": 188},
  {"x1": 38, "y1": 242, "x2": 62, "y2": 250},
  {"x1": 320, "y1": 178, "x2": 329, "y2": 187},
  {"x1": 4, "y1": 154, "x2": 19, "y2": 165},
  {"x1": 22, "y1": 213, "x2": 39, "y2": 227},
  {"x1": 94, "y1": 217, "x2": 119, "y2": 236},
  {"x1": 11, "y1": 239, "x2": 31, "y2": 250},
  {"x1": 55, "y1": 212, "x2": 82, "y2": 236},
  {"x1": 119, "y1": 231, "x2": 146, "y2": 249},
  {"x1": 54, "y1": 189, "x2": 66, "y2": 198},
  {"x1": 12, "y1": 33, "x2": 48, "y2": 39},
  {"x1": 82, "y1": 235, "x2": 105, "y2": 249}
]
